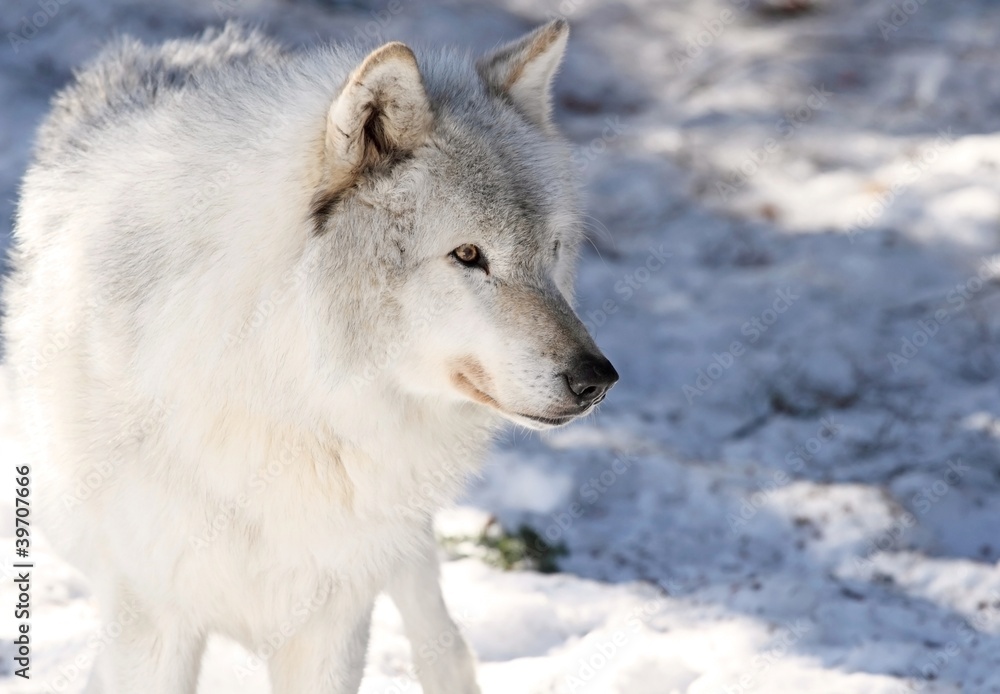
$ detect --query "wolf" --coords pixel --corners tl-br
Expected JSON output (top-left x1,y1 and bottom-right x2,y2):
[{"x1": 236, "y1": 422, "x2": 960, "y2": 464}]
[{"x1": 3, "y1": 19, "x2": 617, "y2": 694}]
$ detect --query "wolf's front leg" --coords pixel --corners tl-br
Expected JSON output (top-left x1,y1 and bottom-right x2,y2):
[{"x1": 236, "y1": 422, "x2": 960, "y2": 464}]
[
  {"x1": 388, "y1": 532, "x2": 482, "y2": 694},
  {"x1": 267, "y1": 593, "x2": 374, "y2": 694},
  {"x1": 84, "y1": 590, "x2": 205, "y2": 694}
]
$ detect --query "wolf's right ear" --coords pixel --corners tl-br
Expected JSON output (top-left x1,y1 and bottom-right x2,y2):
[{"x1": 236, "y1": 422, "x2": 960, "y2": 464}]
[
  {"x1": 317, "y1": 42, "x2": 432, "y2": 210},
  {"x1": 477, "y1": 20, "x2": 569, "y2": 131}
]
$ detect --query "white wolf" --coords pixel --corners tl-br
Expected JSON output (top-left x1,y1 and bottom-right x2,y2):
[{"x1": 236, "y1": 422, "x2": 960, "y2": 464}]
[{"x1": 3, "y1": 20, "x2": 617, "y2": 694}]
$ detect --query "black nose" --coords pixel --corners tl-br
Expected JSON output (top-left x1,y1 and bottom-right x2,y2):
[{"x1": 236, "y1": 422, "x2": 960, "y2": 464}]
[{"x1": 564, "y1": 354, "x2": 619, "y2": 406}]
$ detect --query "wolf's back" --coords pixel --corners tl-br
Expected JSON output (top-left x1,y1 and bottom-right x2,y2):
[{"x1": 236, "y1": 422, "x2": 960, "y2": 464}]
[{"x1": 34, "y1": 23, "x2": 284, "y2": 165}]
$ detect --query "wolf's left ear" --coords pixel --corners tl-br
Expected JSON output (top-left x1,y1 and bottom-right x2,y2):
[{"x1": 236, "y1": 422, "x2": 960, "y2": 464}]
[
  {"x1": 477, "y1": 20, "x2": 569, "y2": 130},
  {"x1": 319, "y1": 42, "x2": 432, "y2": 203}
]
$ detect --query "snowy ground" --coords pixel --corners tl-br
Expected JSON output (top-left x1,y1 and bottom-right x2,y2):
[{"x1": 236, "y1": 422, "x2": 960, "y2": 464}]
[{"x1": 2, "y1": 0, "x2": 1000, "y2": 692}]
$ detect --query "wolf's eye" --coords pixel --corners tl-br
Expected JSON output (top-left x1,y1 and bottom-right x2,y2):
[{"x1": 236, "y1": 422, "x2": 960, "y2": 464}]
[{"x1": 451, "y1": 244, "x2": 487, "y2": 272}]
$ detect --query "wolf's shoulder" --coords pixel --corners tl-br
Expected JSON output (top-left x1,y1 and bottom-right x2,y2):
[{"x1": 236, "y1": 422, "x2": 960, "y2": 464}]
[{"x1": 34, "y1": 22, "x2": 286, "y2": 164}]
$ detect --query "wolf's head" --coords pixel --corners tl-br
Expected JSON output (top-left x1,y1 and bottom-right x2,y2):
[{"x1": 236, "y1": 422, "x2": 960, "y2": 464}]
[{"x1": 309, "y1": 22, "x2": 617, "y2": 430}]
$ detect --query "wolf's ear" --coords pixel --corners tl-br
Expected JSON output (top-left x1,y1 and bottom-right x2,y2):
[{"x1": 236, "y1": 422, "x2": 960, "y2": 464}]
[
  {"x1": 319, "y1": 42, "x2": 432, "y2": 201},
  {"x1": 477, "y1": 20, "x2": 569, "y2": 130}
]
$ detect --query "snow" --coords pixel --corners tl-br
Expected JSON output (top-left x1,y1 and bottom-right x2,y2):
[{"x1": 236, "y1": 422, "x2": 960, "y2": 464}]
[{"x1": 3, "y1": 0, "x2": 1000, "y2": 692}]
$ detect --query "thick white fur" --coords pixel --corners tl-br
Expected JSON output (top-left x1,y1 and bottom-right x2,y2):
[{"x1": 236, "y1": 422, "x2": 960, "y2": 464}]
[{"x1": 3, "y1": 21, "x2": 602, "y2": 694}]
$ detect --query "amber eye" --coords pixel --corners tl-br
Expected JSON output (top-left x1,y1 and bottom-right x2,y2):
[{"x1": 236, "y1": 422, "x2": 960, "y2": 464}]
[{"x1": 451, "y1": 244, "x2": 487, "y2": 271}]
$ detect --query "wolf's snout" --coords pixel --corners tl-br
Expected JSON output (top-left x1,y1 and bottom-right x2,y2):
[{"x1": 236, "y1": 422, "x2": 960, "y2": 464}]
[{"x1": 563, "y1": 354, "x2": 619, "y2": 407}]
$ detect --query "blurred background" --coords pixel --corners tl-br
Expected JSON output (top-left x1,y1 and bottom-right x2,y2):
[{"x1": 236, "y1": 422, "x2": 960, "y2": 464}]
[{"x1": 2, "y1": 0, "x2": 1000, "y2": 692}]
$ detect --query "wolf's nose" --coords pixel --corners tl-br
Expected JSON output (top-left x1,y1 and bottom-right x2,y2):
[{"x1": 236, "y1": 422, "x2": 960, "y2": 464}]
[{"x1": 564, "y1": 355, "x2": 619, "y2": 406}]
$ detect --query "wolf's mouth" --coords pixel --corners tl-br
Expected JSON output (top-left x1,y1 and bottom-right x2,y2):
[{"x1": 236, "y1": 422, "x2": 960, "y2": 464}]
[
  {"x1": 516, "y1": 412, "x2": 575, "y2": 427},
  {"x1": 453, "y1": 365, "x2": 600, "y2": 429},
  {"x1": 453, "y1": 371, "x2": 502, "y2": 409},
  {"x1": 515, "y1": 399, "x2": 601, "y2": 427}
]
